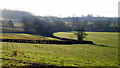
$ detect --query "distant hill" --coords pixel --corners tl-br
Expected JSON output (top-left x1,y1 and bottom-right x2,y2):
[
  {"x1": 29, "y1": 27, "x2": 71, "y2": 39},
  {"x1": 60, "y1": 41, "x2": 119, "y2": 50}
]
[{"x1": 2, "y1": 9, "x2": 35, "y2": 20}]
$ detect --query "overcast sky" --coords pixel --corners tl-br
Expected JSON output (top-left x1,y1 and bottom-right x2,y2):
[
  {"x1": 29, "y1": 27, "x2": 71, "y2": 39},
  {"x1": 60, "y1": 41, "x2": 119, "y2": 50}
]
[{"x1": 0, "y1": 0, "x2": 119, "y2": 17}]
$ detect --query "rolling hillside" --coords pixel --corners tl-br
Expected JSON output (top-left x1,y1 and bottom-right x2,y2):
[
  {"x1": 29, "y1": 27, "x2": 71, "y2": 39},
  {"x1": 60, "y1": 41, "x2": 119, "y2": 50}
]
[{"x1": 1, "y1": 32, "x2": 119, "y2": 67}]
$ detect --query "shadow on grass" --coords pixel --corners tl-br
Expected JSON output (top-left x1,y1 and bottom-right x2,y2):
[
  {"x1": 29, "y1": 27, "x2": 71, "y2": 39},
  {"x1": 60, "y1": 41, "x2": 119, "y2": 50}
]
[
  {"x1": 1, "y1": 32, "x2": 111, "y2": 47},
  {"x1": 91, "y1": 44, "x2": 110, "y2": 47},
  {"x1": 1, "y1": 38, "x2": 112, "y2": 47},
  {"x1": 1, "y1": 39, "x2": 93, "y2": 44}
]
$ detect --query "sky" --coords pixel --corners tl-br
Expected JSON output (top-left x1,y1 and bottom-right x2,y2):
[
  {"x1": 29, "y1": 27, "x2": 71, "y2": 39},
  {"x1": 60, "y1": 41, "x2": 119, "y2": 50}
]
[{"x1": 0, "y1": 0, "x2": 119, "y2": 17}]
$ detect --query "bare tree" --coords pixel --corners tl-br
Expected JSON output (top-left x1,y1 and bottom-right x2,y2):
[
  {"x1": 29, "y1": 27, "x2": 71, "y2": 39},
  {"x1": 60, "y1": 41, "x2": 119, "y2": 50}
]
[
  {"x1": 66, "y1": 17, "x2": 87, "y2": 41},
  {"x1": 74, "y1": 27, "x2": 87, "y2": 41}
]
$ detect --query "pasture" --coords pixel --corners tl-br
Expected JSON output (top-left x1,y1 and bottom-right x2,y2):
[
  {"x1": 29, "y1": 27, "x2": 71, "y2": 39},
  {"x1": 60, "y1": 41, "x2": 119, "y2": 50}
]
[{"x1": 1, "y1": 32, "x2": 119, "y2": 67}]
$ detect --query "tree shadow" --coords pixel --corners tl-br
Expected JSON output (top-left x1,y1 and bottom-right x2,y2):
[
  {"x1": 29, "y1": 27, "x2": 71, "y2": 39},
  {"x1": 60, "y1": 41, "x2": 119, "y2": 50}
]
[
  {"x1": 1, "y1": 32, "x2": 110, "y2": 47},
  {"x1": 90, "y1": 44, "x2": 110, "y2": 47},
  {"x1": 1, "y1": 39, "x2": 94, "y2": 44}
]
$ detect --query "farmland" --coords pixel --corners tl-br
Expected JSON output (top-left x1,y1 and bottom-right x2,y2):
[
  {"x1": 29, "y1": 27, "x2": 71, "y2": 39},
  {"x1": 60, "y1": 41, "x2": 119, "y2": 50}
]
[{"x1": 1, "y1": 32, "x2": 119, "y2": 67}]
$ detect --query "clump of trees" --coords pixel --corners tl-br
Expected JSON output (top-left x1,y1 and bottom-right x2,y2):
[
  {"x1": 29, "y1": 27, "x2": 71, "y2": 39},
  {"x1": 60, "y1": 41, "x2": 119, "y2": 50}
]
[
  {"x1": 21, "y1": 16, "x2": 67, "y2": 36},
  {"x1": 2, "y1": 20, "x2": 14, "y2": 28},
  {"x1": 7, "y1": 20, "x2": 14, "y2": 28}
]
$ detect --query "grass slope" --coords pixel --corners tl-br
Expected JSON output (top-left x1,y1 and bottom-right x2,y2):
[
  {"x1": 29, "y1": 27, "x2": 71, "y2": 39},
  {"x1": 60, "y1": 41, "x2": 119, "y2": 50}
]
[
  {"x1": 1, "y1": 33, "x2": 60, "y2": 40},
  {"x1": 1, "y1": 32, "x2": 119, "y2": 67}
]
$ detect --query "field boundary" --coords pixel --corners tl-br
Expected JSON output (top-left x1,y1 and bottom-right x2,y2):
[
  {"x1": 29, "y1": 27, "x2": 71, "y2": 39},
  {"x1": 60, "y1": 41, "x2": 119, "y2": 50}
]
[{"x1": 1, "y1": 39, "x2": 93, "y2": 44}]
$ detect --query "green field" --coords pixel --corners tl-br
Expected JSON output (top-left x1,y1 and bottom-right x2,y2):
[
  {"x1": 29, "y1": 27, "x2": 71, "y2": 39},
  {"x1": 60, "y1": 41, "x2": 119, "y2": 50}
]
[{"x1": 1, "y1": 32, "x2": 119, "y2": 67}]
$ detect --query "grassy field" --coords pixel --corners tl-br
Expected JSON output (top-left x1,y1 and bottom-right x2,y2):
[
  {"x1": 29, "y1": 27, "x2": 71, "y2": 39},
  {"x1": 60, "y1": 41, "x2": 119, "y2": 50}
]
[{"x1": 1, "y1": 32, "x2": 119, "y2": 67}]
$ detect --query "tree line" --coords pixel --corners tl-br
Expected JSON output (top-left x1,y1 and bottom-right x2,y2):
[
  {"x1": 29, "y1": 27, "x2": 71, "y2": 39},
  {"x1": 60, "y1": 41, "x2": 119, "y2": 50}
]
[
  {"x1": 1, "y1": 9, "x2": 119, "y2": 36},
  {"x1": 21, "y1": 16, "x2": 119, "y2": 36}
]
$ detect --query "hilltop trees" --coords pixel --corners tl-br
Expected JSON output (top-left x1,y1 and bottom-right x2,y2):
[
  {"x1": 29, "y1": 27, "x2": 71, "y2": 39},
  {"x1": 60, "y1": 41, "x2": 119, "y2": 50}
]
[{"x1": 2, "y1": 9, "x2": 34, "y2": 20}]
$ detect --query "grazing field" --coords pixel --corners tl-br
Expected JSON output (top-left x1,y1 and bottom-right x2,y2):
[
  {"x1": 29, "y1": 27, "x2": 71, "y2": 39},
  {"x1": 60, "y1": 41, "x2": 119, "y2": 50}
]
[{"x1": 1, "y1": 32, "x2": 119, "y2": 67}]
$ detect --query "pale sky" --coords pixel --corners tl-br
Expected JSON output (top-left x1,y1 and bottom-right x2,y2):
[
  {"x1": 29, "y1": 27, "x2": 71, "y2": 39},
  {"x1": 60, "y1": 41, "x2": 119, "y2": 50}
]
[{"x1": 0, "y1": 0, "x2": 119, "y2": 17}]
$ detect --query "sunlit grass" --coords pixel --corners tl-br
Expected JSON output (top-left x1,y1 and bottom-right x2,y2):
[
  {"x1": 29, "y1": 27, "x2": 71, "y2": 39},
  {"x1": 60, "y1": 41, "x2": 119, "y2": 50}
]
[{"x1": 1, "y1": 33, "x2": 60, "y2": 40}]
